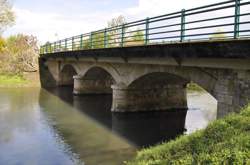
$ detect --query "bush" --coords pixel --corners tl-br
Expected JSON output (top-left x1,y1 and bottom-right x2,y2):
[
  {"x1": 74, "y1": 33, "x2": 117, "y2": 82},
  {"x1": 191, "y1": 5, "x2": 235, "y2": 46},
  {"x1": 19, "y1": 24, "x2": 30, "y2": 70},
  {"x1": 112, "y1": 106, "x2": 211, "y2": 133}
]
[{"x1": 0, "y1": 34, "x2": 39, "y2": 75}]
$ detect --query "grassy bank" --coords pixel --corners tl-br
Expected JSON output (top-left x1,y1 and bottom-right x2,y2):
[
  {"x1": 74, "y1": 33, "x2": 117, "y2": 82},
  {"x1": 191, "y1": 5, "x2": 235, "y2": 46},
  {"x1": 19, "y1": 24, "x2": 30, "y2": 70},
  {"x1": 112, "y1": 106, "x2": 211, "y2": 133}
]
[
  {"x1": 0, "y1": 73, "x2": 40, "y2": 87},
  {"x1": 127, "y1": 106, "x2": 250, "y2": 164},
  {"x1": 187, "y1": 82, "x2": 205, "y2": 92}
]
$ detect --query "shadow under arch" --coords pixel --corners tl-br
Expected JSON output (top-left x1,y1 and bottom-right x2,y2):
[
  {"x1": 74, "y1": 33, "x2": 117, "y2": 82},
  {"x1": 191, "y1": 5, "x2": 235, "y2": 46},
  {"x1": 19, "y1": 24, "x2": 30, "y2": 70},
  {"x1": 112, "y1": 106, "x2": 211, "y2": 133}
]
[
  {"x1": 58, "y1": 64, "x2": 77, "y2": 86},
  {"x1": 121, "y1": 72, "x2": 189, "y2": 112},
  {"x1": 74, "y1": 66, "x2": 116, "y2": 94},
  {"x1": 128, "y1": 72, "x2": 189, "y2": 88}
]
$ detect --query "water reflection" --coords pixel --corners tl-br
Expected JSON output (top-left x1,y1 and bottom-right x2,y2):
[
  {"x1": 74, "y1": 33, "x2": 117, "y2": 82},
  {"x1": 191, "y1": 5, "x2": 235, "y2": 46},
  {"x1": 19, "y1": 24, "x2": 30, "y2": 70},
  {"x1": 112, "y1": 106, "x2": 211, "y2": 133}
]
[
  {"x1": 0, "y1": 87, "x2": 216, "y2": 165},
  {"x1": 45, "y1": 86, "x2": 187, "y2": 147},
  {"x1": 0, "y1": 88, "x2": 80, "y2": 165}
]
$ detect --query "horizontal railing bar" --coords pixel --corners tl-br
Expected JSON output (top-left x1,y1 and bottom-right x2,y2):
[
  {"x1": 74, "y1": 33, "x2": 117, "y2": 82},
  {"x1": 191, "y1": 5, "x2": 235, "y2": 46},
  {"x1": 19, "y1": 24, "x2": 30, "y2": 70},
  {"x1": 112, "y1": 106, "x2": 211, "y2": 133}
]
[
  {"x1": 185, "y1": 4, "x2": 235, "y2": 17},
  {"x1": 184, "y1": 0, "x2": 235, "y2": 13},
  {"x1": 183, "y1": 30, "x2": 250, "y2": 38},
  {"x1": 148, "y1": 30, "x2": 250, "y2": 41},
  {"x1": 148, "y1": 29, "x2": 181, "y2": 36},
  {"x1": 184, "y1": 22, "x2": 234, "y2": 31},
  {"x1": 149, "y1": 13, "x2": 250, "y2": 33},
  {"x1": 185, "y1": 13, "x2": 246, "y2": 26},
  {"x1": 148, "y1": 23, "x2": 181, "y2": 31}
]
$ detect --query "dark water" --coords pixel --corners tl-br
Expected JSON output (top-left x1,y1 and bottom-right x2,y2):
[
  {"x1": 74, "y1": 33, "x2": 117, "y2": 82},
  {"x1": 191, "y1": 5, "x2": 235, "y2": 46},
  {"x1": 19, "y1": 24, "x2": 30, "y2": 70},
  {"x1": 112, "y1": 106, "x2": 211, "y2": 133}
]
[{"x1": 0, "y1": 87, "x2": 217, "y2": 165}]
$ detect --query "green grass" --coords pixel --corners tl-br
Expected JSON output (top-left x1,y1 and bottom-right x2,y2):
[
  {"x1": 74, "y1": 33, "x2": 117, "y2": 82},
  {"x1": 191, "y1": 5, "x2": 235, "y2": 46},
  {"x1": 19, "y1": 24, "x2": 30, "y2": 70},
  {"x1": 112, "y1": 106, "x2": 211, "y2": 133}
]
[
  {"x1": 127, "y1": 105, "x2": 250, "y2": 165},
  {"x1": 0, "y1": 74, "x2": 29, "y2": 87},
  {"x1": 187, "y1": 82, "x2": 205, "y2": 92}
]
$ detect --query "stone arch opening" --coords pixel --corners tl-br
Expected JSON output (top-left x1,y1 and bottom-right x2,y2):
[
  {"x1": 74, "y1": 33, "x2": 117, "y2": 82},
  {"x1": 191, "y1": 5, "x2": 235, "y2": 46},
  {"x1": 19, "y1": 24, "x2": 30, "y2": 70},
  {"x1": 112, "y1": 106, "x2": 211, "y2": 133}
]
[
  {"x1": 185, "y1": 82, "x2": 218, "y2": 132},
  {"x1": 112, "y1": 72, "x2": 189, "y2": 112},
  {"x1": 58, "y1": 64, "x2": 77, "y2": 86},
  {"x1": 73, "y1": 67, "x2": 116, "y2": 95}
]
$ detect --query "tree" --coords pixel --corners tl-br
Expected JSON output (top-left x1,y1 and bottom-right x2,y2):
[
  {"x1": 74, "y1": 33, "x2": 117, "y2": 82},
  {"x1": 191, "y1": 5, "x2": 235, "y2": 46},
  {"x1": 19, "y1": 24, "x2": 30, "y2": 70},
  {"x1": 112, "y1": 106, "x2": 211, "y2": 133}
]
[
  {"x1": 125, "y1": 29, "x2": 145, "y2": 46},
  {"x1": 131, "y1": 30, "x2": 144, "y2": 41},
  {"x1": 0, "y1": 0, "x2": 15, "y2": 33},
  {"x1": 107, "y1": 15, "x2": 127, "y2": 46},
  {"x1": 3, "y1": 34, "x2": 39, "y2": 73}
]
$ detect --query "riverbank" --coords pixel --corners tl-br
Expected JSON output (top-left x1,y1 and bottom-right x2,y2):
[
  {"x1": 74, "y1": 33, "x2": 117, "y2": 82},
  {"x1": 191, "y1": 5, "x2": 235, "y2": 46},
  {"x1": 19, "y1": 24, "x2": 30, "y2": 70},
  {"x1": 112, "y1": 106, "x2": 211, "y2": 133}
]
[
  {"x1": 0, "y1": 73, "x2": 40, "y2": 87},
  {"x1": 127, "y1": 105, "x2": 250, "y2": 164}
]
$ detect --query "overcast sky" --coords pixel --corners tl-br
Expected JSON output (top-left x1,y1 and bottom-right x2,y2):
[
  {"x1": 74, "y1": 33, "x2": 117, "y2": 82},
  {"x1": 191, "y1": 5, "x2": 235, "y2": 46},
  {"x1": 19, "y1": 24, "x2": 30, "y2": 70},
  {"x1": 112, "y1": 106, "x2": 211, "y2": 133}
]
[{"x1": 3, "y1": 0, "x2": 233, "y2": 44}]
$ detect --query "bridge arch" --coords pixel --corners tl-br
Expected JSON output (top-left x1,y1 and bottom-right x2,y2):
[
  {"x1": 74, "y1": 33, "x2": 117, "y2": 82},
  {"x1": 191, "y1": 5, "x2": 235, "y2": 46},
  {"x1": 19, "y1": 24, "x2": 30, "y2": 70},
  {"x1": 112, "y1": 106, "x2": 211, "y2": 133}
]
[
  {"x1": 125, "y1": 66, "x2": 218, "y2": 98},
  {"x1": 73, "y1": 66, "x2": 117, "y2": 94},
  {"x1": 110, "y1": 67, "x2": 219, "y2": 112},
  {"x1": 58, "y1": 64, "x2": 78, "y2": 86}
]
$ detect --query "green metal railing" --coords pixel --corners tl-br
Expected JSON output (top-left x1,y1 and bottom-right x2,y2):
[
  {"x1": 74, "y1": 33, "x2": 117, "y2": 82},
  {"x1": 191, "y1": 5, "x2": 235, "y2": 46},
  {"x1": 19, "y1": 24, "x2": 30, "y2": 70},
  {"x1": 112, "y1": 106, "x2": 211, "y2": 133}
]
[{"x1": 40, "y1": 0, "x2": 250, "y2": 54}]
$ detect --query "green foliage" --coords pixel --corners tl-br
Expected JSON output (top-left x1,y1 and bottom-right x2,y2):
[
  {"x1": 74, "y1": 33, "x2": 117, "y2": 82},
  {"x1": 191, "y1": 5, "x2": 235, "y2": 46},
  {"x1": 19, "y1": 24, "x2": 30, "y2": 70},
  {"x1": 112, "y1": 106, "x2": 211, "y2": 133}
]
[
  {"x1": 131, "y1": 30, "x2": 144, "y2": 42},
  {"x1": 127, "y1": 105, "x2": 250, "y2": 165},
  {"x1": 187, "y1": 82, "x2": 205, "y2": 92}
]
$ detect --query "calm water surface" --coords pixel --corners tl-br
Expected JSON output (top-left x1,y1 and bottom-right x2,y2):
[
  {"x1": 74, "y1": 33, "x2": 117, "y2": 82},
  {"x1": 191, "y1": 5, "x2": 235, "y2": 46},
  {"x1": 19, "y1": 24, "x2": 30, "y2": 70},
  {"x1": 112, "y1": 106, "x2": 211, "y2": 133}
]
[{"x1": 0, "y1": 87, "x2": 217, "y2": 165}]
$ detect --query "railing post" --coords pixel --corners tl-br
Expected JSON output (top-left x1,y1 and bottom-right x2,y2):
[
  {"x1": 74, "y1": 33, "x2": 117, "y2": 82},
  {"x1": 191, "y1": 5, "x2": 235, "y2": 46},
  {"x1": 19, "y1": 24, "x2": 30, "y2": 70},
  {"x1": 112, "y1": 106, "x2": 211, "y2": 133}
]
[
  {"x1": 65, "y1": 39, "x2": 67, "y2": 51},
  {"x1": 234, "y1": 0, "x2": 240, "y2": 39},
  {"x1": 54, "y1": 42, "x2": 56, "y2": 52},
  {"x1": 72, "y1": 37, "x2": 74, "y2": 51},
  {"x1": 90, "y1": 32, "x2": 93, "y2": 49},
  {"x1": 40, "y1": 46, "x2": 43, "y2": 54},
  {"x1": 121, "y1": 24, "x2": 125, "y2": 47},
  {"x1": 59, "y1": 40, "x2": 61, "y2": 51},
  {"x1": 145, "y1": 17, "x2": 149, "y2": 45},
  {"x1": 49, "y1": 43, "x2": 52, "y2": 53},
  {"x1": 104, "y1": 28, "x2": 108, "y2": 48},
  {"x1": 180, "y1": 9, "x2": 186, "y2": 42},
  {"x1": 80, "y1": 34, "x2": 83, "y2": 50}
]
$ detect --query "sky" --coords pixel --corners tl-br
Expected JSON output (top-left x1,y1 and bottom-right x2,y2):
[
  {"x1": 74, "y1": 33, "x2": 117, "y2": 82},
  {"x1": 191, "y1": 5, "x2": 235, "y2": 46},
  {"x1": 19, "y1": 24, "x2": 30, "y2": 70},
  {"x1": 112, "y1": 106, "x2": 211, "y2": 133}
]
[{"x1": 2, "y1": 0, "x2": 240, "y2": 44}]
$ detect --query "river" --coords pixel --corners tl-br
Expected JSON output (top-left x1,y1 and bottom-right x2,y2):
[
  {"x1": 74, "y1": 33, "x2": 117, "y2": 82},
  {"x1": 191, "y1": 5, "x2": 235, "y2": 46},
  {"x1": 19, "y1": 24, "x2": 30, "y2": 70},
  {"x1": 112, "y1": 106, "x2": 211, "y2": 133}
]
[{"x1": 0, "y1": 87, "x2": 217, "y2": 165}]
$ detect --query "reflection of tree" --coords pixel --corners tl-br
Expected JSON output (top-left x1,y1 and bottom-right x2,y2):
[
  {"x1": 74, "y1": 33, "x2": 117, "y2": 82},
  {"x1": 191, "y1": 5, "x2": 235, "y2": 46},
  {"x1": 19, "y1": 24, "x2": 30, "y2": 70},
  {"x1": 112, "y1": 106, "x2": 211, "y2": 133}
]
[{"x1": 0, "y1": 88, "x2": 40, "y2": 144}]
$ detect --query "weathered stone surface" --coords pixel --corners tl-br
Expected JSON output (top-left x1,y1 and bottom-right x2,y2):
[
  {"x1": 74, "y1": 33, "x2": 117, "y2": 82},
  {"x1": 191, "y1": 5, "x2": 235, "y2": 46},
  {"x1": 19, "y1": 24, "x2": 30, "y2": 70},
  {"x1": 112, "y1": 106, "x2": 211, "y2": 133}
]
[
  {"x1": 73, "y1": 75, "x2": 112, "y2": 94},
  {"x1": 111, "y1": 83, "x2": 187, "y2": 112}
]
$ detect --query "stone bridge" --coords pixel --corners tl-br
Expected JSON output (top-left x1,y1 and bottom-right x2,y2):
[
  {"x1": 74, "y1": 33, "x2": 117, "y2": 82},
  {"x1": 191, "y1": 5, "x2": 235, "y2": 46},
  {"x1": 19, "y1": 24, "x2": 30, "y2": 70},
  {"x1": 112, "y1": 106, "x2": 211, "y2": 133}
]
[{"x1": 39, "y1": 39, "x2": 250, "y2": 118}]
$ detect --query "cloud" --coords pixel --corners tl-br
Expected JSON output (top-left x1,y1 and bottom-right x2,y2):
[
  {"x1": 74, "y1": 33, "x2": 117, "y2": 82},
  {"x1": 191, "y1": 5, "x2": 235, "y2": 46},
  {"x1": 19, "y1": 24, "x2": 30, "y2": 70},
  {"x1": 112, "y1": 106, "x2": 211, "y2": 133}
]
[{"x1": 3, "y1": 7, "x2": 121, "y2": 44}]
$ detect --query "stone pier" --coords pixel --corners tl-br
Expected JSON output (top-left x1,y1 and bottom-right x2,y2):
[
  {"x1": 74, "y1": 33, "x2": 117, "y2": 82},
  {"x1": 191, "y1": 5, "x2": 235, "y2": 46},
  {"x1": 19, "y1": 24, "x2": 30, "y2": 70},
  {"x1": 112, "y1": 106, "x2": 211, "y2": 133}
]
[
  {"x1": 73, "y1": 75, "x2": 112, "y2": 95},
  {"x1": 111, "y1": 83, "x2": 187, "y2": 112}
]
